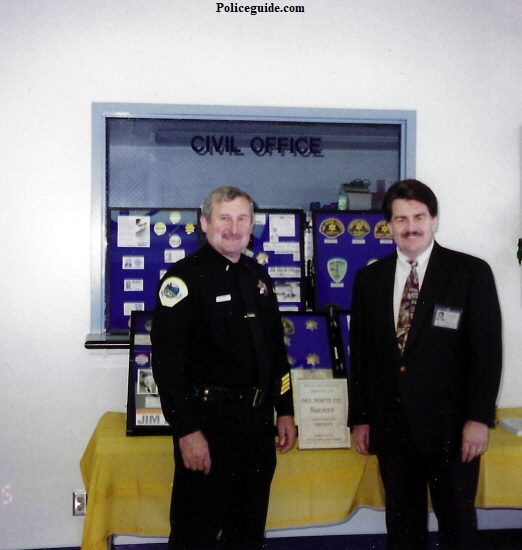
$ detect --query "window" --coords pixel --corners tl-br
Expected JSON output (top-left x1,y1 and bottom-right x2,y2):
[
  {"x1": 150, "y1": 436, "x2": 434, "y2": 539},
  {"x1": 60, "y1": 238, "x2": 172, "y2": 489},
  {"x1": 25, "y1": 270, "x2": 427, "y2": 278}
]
[{"x1": 87, "y1": 103, "x2": 415, "y2": 347}]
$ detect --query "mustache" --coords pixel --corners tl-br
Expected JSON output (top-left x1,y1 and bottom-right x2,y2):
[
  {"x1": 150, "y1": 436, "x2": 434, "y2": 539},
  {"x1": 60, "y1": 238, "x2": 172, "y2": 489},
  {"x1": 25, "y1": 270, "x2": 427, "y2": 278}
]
[{"x1": 401, "y1": 231, "x2": 423, "y2": 238}]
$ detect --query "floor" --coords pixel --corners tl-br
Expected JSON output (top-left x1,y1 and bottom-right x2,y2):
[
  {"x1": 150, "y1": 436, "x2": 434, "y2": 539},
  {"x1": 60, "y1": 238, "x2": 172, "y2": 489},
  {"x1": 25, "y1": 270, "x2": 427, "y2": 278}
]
[
  {"x1": 25, "y1": 529, "x2": 522, "y2": 550},
  {"x1": 109, "y1": 529, "x2": 522, "y2": 550}
]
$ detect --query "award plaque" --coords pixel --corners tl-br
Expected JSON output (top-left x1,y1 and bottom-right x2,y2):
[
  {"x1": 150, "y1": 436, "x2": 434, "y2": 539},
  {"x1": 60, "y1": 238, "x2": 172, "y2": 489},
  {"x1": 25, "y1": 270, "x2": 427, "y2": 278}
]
[
  {"x1": 107, "y1": 208, "x2": 200, "y2": 333},
  {"x1": 297, "y1": 378, "x2": 350, "y2": 449},
  {"x1": 126, "y1": 311, "x2": 172, "y2": 435},
  {"x1": 312, "y1": 211, "x2": 395, "y2": 311}
]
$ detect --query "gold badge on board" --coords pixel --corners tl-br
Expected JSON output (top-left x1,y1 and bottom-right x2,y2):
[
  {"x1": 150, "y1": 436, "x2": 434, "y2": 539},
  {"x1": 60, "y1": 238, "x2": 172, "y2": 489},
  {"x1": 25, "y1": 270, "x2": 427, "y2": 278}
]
[
  {"x1": 374, "y1": 220, "x2": 392, "y2": 239},
  {"x1": 348, "y1": 219, "x2": 370, "y2": 238},
  {"x1": 282, "y1": 317, "x2": 295, "y2": 335},
  {"x1": 319, "y1": 218, "x2": 345, "y2": 239}
]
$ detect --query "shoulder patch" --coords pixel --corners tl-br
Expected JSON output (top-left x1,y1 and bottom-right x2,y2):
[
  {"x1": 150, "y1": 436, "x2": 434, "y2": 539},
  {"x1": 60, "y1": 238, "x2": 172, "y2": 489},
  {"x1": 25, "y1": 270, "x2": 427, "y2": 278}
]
[{"x1": 159, "y1": 276, "x2": 188, "y2": 307}]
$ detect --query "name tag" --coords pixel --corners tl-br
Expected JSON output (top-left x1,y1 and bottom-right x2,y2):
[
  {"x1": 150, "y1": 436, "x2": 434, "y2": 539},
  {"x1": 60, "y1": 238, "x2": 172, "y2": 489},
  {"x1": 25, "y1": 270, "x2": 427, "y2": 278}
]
[
  {"x1": 216, "y1": 294, "x2": 231, "y2": 303},
  {"x1": 433, "y1": 305, "x2": 462, "y2": 330}
]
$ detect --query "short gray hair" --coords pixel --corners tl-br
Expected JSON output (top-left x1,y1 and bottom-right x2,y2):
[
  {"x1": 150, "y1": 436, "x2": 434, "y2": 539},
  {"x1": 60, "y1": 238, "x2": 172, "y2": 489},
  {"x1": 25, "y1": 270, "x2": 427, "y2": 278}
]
[{"x1": 201, "y1": 186, "x2": 254, "y2": 221}]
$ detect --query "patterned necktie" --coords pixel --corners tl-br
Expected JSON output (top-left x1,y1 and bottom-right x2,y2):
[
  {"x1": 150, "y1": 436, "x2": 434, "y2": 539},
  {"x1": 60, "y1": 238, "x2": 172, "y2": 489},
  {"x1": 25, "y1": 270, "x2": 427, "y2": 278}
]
[{"x1": 396, "y1": 260, "x2": 419, "y2": 355}]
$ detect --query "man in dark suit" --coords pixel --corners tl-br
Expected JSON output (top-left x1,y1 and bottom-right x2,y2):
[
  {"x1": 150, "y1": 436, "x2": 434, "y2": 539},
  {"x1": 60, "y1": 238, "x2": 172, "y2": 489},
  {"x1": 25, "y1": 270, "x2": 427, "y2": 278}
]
[{"x1": 349, "y1": 179, "x2": 502, "y2": 550}]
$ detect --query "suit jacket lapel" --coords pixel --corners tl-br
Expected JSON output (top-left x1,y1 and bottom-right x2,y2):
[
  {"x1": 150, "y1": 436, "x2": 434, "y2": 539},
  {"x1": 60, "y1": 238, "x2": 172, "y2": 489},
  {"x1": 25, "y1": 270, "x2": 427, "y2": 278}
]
[{"x1": 375, "y1": 253, "x2": 401, "y2": 358}]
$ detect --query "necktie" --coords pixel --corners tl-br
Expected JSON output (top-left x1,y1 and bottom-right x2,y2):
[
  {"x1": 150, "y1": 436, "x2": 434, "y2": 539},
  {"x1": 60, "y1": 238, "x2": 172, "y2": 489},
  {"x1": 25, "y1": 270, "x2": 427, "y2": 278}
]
[{"x1": 396, "y1": 260, "x2": 419, "y2": 355}]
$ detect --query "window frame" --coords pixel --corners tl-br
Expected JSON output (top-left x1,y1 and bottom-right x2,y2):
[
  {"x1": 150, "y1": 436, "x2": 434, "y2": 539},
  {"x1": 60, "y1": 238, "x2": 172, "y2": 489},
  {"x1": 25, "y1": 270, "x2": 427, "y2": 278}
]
[{"x1": 88, "y1": 103, "x2": 416, "y2": 348}]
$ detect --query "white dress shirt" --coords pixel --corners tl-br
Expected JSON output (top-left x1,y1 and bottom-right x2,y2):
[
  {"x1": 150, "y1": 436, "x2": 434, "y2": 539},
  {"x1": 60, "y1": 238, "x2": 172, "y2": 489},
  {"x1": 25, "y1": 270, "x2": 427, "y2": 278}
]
[{"x1": 393, "y1": 240, "x2": 434, "y2": 328}]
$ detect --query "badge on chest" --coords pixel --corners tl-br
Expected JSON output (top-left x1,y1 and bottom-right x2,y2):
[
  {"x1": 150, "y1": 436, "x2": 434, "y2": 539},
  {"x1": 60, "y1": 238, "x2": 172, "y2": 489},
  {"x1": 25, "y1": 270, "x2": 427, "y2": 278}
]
[{"x1": 432, "y1": 305, "x2": 462, "y2": 330}]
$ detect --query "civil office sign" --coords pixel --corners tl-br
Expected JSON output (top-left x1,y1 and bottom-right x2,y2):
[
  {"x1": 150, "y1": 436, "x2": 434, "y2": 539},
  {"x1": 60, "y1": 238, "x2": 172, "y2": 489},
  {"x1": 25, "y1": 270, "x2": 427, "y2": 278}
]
[{"x1": 190, "y1": 134, "x2": 324, "y2": 157}]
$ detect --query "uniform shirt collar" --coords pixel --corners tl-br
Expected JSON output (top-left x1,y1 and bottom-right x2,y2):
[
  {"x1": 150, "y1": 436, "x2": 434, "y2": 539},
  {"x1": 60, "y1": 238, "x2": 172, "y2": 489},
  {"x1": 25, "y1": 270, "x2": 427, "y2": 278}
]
[{"x1": 204, "y1": 241, "x2": 249, "y2": 270}]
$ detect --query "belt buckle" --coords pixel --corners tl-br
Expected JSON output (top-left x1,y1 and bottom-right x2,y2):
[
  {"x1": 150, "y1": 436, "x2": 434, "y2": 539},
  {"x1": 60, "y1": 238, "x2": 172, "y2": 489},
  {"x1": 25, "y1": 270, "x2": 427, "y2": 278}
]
[{"x1": 252, "y1": 388, "x2": 263, "y2": 407}]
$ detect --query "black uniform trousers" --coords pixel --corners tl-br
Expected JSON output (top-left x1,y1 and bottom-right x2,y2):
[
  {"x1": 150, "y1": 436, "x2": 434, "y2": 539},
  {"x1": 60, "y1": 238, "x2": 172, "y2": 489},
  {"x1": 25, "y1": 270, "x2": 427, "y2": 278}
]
[
  {"x1": 375, "y1": 408, "x2": 480, "y2": 550},
  {"x1": 169, "y1": 399, "x2": 277, "y2": 550}
]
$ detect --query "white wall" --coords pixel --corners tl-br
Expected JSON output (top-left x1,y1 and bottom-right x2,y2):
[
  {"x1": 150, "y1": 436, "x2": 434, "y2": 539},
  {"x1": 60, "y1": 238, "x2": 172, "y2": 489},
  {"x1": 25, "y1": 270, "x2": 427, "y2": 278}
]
[{"x1": 1, "y1": 1, "x2": 522, "y2": 548}]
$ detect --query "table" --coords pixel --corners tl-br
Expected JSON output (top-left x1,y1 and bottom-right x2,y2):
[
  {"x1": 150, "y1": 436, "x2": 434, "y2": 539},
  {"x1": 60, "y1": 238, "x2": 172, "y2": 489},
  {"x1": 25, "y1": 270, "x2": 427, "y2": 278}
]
[{"x1": 80, "y1": 409, "x2": 522, "y2": 550}]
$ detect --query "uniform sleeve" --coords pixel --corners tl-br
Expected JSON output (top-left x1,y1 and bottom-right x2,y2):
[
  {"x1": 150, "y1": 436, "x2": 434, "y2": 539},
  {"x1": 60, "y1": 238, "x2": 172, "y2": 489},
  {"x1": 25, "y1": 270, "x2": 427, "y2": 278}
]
[
  {"x1": 151, "y1": 274, "x2": 200, "y2": 438},
  {"x1": 262, "y1": 270, "x2": 294, "y2": 418},
  {"x1": 464, "y1": 260, "x2": 502, "y2": 426},
  {"x1": 272, "y1": 307, "x2": 294, "y2": 418}
]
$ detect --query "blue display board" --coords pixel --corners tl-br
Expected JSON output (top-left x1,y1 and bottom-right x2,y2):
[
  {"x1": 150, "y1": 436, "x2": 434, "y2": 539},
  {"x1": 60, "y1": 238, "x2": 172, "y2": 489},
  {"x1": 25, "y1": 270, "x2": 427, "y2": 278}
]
[
  {"x1": 281, "y1": 312, "x2": 347, "y2": 378},
  {"x1": 107, "y1": 207, "x2": 306, "y2": 332},
  {"x1": 312, "y1": 211, "x2": 396, "y2": 311},
  {"x1": 126, "y1": 311, "x2": 172, "y2": 435},
  {"x1": 251, "y1": 209, "x2": 306, "y2": 311},
  {"x1": 107, "y1": 208, "x2": 200, "y2": 332}
]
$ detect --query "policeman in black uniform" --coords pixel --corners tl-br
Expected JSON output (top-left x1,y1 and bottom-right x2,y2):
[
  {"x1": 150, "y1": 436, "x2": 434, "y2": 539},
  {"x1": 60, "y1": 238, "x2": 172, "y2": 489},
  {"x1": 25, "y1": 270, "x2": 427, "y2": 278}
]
[{"x1": 152, "y1": 186, "x2": 296, "y2": 550}]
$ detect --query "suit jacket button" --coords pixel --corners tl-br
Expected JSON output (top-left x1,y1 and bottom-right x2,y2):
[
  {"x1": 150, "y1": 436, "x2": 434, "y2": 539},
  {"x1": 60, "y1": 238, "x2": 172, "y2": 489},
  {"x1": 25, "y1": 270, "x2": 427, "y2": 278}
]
[{"x1": 400, "y1": 365, "x2": 407, "y2": 373}]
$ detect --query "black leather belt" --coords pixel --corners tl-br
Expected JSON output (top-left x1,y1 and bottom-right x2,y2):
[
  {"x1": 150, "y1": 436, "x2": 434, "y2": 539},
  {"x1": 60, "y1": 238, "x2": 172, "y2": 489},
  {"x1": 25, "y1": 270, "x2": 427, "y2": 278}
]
[{"x1": 192, "y1": 385, "x2": 264, "y2": 407}]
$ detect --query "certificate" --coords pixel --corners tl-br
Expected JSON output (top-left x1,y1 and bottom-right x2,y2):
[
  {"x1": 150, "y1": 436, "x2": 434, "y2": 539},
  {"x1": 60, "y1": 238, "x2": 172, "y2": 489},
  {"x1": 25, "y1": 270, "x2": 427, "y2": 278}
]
[{"x1": 297, "y1": 379, "x2": 350, "y2": 449}]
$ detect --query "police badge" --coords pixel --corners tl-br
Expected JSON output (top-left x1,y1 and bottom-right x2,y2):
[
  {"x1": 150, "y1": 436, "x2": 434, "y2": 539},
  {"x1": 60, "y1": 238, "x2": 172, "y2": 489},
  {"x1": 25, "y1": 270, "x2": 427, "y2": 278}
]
[
  {"x1": 374, "y1": 220, "x2": 392, "y2": 239},
  {"x1": 347, "y1": 219, "x2": 370, "y2": 238},
  {"x1": 319, "y1": 218, "x2": 345, "y2": 239},
  {"x1": 282, "y1": 317, "x2": 295, "y2": 335},
  {"x1": 327, "y1": 258, "x2": 348, "y2": 286}
]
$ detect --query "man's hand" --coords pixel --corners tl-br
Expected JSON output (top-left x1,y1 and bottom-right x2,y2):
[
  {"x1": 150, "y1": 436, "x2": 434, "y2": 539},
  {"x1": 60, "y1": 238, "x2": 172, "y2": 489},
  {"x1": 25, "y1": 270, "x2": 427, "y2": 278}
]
[
  {"x1": 179, "y1": 430, "x2": 211, "y2": 474},
  {"x1": 276, "y1": 415, "x2": 297, "y2": 453},
  {"x1": 353, "y1": 424, "x2": 370, "y2": 455},
  {"x1": 461, "y1": 420, "x2": 489, "y2": 463}
]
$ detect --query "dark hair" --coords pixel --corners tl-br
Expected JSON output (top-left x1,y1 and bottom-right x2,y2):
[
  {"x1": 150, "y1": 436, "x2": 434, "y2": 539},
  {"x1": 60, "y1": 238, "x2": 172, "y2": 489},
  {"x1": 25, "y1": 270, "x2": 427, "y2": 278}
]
[
  {"x1": 201, "y1": 186, "x2": 254, "y2": 222},
  {"x1": 382, "y1": 179, "x2": 438, "y2": 222}
]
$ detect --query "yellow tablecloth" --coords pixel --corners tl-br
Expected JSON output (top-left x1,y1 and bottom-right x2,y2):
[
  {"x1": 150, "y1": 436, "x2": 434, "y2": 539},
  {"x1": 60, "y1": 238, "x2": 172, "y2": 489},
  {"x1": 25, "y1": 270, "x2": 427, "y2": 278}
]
[{"x1": 80, "y1": 409, "x2": 522, "y2": 550}]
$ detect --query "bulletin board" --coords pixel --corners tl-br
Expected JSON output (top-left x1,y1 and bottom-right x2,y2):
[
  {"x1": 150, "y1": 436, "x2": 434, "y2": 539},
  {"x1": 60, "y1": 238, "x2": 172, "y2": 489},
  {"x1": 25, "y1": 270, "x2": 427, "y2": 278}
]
[
  {"x1": 107, "y1": 207, "x2": 307, "y2": 332},
  {"x1": 251, "y1": 209, "x2": 306, "y2": 311},
  {"x1": 312, "y1": 211, "x2": 396, "y2": 311},
  {"x1": 106, "y1": 208, "x2": 200, "y2": 332},
  {"x1": 282, "y1": 313, "x2": 338, "y2": 375}
]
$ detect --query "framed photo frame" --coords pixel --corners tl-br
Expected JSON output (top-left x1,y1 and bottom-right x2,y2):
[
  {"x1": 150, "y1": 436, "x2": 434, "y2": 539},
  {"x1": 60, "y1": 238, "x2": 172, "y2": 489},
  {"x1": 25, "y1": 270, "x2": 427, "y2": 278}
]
[{"x1": 126, "y1": 311, "x2": 172, "y2": 435}]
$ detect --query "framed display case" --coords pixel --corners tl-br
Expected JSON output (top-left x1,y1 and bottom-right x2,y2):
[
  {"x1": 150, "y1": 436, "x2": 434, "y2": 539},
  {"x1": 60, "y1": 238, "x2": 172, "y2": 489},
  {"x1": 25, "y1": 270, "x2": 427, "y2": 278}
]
[
  {"x1": 251, "y1": 209, "x2": 306, "y2": 311},
  {"x1": 107, "y1": 208, "x2": 200, "y2": 333},
  {"x1": 282, "y1": 313, "x2": 338, "y2": 375},
  {"x1": 312, "y1": 210, "x2": 396, "y2": 311},
  {"x1": 126, "y1": 311, "x2": 171, "y2": 435}
]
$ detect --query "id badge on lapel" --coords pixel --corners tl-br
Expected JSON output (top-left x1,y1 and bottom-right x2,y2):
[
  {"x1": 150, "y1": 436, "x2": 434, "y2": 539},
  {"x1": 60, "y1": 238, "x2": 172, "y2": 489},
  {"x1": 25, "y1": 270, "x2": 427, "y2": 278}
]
[{"x1": 432, "y1": 305, "x2": 462, "y2": 330}]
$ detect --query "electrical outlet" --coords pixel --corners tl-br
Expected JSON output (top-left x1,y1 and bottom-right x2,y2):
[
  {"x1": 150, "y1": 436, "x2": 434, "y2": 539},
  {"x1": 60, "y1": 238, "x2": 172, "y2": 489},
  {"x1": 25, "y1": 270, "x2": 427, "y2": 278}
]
[{"x1": 73, "y1": 491, "x2": 87, "y2": 516}]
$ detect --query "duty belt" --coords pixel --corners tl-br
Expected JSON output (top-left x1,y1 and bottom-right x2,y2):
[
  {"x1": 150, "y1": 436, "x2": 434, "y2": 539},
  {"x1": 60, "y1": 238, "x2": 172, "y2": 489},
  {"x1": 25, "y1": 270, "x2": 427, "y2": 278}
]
[{"x1": 192, "y1": 385, "x2": 264, "y2": 407}]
